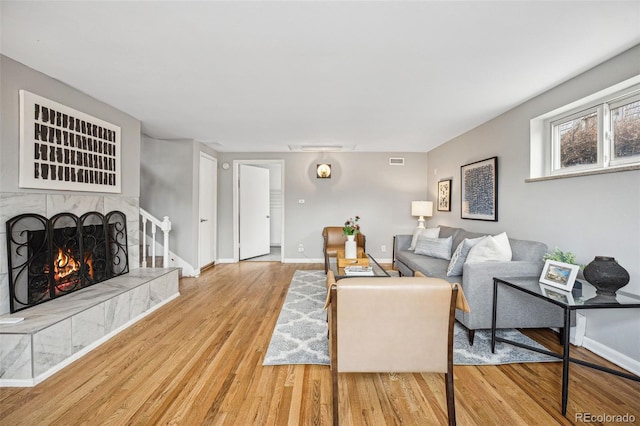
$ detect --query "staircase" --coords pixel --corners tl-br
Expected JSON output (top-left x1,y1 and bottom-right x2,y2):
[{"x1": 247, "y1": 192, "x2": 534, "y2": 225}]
[
  {"x1": 139, "y1": 208, "x2": 171, "y2": 268},
  {"x1": 139, "y1": 244, "x2": 165, "y2": 268}
]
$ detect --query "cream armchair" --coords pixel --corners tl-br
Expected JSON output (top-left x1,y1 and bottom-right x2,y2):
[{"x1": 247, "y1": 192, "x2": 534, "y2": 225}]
[{"x1": 324, "y1": 271, "x2": 469, "y2": 426}]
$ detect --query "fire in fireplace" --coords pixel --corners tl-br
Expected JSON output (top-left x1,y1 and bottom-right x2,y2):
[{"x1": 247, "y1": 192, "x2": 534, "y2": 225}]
[
  {"x1": 5, "y1": 211, "x2": 129, "y2": 313},
  {"x1": 51, "y1": 247, "x2": 86, "y2": 288}
]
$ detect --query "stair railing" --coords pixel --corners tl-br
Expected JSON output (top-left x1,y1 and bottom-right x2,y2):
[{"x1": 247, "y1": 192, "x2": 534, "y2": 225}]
[{"x1": 140, "y1": 208, "x2": 172, "y2": 268}]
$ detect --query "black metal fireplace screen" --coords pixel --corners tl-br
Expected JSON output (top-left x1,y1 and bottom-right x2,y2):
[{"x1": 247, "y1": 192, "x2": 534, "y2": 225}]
[{"x1": 5, "y1": 211, "x2": 129, "y2": 313}]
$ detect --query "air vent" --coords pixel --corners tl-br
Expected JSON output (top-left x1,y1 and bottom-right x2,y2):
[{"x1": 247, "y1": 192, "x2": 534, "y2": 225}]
[{"x1": 389, "y1": 157, "x2": 405, "y2": 166}]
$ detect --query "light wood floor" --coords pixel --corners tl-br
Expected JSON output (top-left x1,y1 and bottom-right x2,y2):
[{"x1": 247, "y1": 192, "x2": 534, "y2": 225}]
[{"x1": 1, "y1": 263, "x2": 638, "y2": 425}]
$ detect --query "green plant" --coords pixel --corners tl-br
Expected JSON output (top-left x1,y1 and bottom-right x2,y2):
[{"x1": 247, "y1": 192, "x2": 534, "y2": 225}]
[
  {"x1": 543, "y1": 247, "x2": 582, "y2": 268},
  {"x1": 342, "y1": 216, "x2": 360, "y2": 236}
]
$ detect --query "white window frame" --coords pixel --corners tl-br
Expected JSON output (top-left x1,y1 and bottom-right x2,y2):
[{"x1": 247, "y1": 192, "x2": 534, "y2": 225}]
[
  {"x1": 549, "y1": 106, "x2": 602, "y2": 175},
  {"x1": 529, "y1": 76, "x2": 640, "y2": 180},
  {"x1": 609, "y1": 91, "x2": 640, "y2": 168}
]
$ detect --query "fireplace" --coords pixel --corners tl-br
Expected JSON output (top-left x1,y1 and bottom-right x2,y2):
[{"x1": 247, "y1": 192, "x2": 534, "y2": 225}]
[{"x1": 5, "y1": 211, "x2": 129, "y2": 313}]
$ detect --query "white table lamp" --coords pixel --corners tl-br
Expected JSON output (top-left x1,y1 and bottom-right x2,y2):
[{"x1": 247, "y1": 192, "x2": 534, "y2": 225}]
[{"x1": 411, "y1": 201, "x2": 433, "y2": 228}]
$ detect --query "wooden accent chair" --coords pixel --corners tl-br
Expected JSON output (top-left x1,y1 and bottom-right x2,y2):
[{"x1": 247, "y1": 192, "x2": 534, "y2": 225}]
[
  {"x1": 324, "y1": 271, "x2": 469, "y2": 426},
  {"x1": 322, "y1": 227, "x2": 366, "y2": 273}
]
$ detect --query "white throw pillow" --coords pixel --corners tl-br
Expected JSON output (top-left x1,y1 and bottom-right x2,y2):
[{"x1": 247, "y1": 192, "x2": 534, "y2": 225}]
[
  {"x1": 465, "y1": 232, "x2": 512, "y2": 263},
  {"x1": 409, "y1": 227, "x2": 440, "y2": 250},
  {"x1": 446, "y1": 236, "x2": 486, "y2": 276},
  {"x1": 414, "y1": 235, "x2": 453, "y2": 260}
]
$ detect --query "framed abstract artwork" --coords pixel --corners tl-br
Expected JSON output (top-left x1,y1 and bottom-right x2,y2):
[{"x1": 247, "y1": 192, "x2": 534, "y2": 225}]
[
  {"x1": 19, "y1": 90, "x2": 121, "y2": 193},
  {"x1": 437, "y1": 179, "x2": 451, "y2": 211},
  {"x1": 460, "y1": 156, "x2": 498, "y2": 221}
]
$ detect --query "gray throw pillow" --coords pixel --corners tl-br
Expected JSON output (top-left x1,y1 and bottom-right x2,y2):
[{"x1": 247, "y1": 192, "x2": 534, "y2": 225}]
[
  {"x1": 446, "y1": 236, "x2": 486, "y2": 276},
  {"x1": 409, "y1": 227, "x2": 440, "y2": 250},
  {"x1": 414, "y1": 235, "x2": 453, "y2": 260}
]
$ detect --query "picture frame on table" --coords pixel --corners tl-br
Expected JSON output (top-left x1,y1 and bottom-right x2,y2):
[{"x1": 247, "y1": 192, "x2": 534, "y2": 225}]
[
  {"x1": 539, "y1": 259, "x2": 580, "y2": 291},
  {"x1": 437, "y1": 179, "x2": 451, "y2": 212},
  {"x1": 539, "y1": 283, "x2": 576, "y2": 304},
  {"x1": 460, "y1": 156, "x2": 497, "y2": 221}
]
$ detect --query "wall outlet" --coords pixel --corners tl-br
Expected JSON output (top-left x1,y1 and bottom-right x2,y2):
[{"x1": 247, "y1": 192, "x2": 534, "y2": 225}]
[
  {"x1": 381, "y1": 245, "x2": 387, "y2": 253},
  {"x1": 298, "y1": 243, "x2": 304, "y2": 253}
]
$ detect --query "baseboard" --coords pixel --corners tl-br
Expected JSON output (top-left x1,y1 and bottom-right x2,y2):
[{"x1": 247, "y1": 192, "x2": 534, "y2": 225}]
[
  {"x1": 582, "y1": 336, "x2": 640, "y2": 376},
  {"x1": 167, "y1": 251, "x2": 196, "y2": 276},
  {"x1": 216, "y1": 258, "x2": 236, "y2": 264},
  {"x1": 283, "y1": 258, "x2": 324, "y2": 264}
]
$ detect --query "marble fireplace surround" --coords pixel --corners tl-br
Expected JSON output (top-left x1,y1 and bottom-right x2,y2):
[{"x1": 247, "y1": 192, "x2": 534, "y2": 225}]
[
  {"x1": 0, "y1": 267, "x2": 180, "y2": 387},
  {"x1": 1, "y1": 193, "x2": 141, "y2": 316},
  {"x1": 0, "y1": 193, "x2": 173, "y2": 387}
]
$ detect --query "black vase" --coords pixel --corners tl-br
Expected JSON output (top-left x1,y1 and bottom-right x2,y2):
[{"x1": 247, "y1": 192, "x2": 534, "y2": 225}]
[{"x1": 583, "y1": 256, "x2": 630, "y2": 296}]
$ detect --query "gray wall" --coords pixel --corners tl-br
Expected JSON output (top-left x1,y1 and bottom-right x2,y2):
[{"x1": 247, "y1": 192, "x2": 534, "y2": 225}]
[
  {"x1": 216, "y1": 152, "x2": 429, "y2": 261},
  {"x1": 0, "y1": 55, "x2": 141, "y2": 196},
  {"x1": 140, "y1": 136, "x2": 217, "y2": 269},
  {"x1": 0, "y1": 55, "x2": 142, "y2": 315},
  {"x1": 426, "y1": 45, "x2": 640, "y2": 362}
]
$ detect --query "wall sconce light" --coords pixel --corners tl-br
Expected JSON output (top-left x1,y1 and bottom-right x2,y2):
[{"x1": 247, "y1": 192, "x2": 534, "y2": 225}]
[
  {"x1": 411, "y1": 201, "x2": 433, "y2": 228},
  {"x1": 317, "y1": 163, "x2": 332, "y2": 179}
]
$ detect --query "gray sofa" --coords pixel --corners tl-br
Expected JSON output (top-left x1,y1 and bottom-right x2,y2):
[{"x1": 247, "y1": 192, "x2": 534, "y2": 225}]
[{"x1": 394, "y1": 226, "x2": 566, "y2": 345}]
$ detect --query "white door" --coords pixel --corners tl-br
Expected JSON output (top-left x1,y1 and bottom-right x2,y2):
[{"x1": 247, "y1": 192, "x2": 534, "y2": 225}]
[
  {"x1": 198, "y1": 153, "x2": 217, "y2": 268},
  {"x1": 239, "y1": 164, "x2": 270, "y2": 260}
]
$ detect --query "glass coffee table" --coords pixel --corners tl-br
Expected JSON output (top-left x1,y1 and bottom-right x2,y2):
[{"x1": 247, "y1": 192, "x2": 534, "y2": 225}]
[{"x1": 329, "y1": 254, "x2": 391, "y2": 279}]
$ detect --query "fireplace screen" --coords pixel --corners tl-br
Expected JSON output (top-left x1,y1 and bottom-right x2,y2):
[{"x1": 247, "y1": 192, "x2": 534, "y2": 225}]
[{"x1": 5, "y1": 211, "x2": 129, "y2": 313}]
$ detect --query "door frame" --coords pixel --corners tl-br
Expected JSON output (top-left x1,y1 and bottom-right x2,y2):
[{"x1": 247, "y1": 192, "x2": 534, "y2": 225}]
[
  {"x1": 198, "y1": 152, "x2": 217, "y2": 272},
  {"x1": 232, "y1": 159, "x2": 285, "y2": 263}
]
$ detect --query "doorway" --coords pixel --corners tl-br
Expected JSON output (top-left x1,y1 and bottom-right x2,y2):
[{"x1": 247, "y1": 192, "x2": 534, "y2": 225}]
[
  {"x1": 239, "y1": 164, "x2": 270, "y2": 259},
  {"x1": 232, "y1": 160, "x2": 285, "y2": 263},
  {"x1": 198, "y1": 153, "x2": 217, "y2": 270}
]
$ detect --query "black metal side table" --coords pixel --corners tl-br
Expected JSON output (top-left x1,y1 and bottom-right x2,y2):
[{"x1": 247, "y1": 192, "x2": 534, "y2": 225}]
[{"x1": 491, "y1": 276, "x2": 640, "y2": 416}]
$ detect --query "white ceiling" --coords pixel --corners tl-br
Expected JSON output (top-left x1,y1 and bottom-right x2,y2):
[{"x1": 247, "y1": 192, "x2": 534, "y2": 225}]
[{"x1": 2, "y1": 1, "x2": 639, "y2": 153}]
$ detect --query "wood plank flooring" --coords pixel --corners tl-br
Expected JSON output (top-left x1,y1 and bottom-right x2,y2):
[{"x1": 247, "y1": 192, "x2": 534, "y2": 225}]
[{"x1": 1, "y1": 262, "x2": 638, "y2": 425}]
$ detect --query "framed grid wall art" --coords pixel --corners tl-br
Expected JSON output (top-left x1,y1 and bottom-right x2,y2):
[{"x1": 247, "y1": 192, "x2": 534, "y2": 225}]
[
  {"x1": 19, "y1": 90, "x2": 121, "y2": 193},
  {"x1": 460, "y1": 156, "x2": 498, "y2": 221},
  {"x1": 437, "y1": 179, "x2": 452, "y2": 212}
]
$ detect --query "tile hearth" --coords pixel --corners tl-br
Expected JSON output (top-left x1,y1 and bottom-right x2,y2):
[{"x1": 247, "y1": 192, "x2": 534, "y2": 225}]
[{"x1": 0, "y1": 268, "x2": 179, "y2": 387}]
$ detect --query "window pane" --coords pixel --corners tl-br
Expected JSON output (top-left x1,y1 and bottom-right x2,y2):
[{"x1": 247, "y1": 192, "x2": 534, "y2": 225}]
[
  {"x1": 557, "y1": 112, "x2": 598, "y2": 168},
  {"x1": 611, "y1": 100, "x2": 640, "y2": 160}
]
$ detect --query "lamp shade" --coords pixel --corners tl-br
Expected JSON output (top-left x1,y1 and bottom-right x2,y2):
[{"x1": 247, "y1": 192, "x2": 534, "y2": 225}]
[{"x1": 411, "y1": 201, "x2": 433, "y2": 217}]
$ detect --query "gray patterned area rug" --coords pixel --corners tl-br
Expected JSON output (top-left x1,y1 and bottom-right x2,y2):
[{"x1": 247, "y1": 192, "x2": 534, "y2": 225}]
[{"x1": 263, "y1": 270, "x2": 558, "y2": 366}]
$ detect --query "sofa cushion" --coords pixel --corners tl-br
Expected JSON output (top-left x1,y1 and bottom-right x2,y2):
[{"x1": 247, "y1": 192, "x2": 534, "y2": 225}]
[
  {"x1": 449, "y1": 229, "x2": 486, "y2": 255},
  {"x1": 447, "y1": 236, "x2": 486, "y2": 276},
  {"x1": 466, "y1": 232, "x2": 512, "y2": 262},
  {"x1": 414, "y1": 235, "x2": 453, "y2": 260},
  {"x1": 437, "y1": 226, "x2": 461, "y2": 242},
  {"x1": 409, "y1": 227, "x2": 440, "y2": 250},
  {"x1": 509, "y1": 238, "x2": 548, "y2": 262},
  {"x1": 396, "y1": 250, "x2": 451, "y2": 278}
]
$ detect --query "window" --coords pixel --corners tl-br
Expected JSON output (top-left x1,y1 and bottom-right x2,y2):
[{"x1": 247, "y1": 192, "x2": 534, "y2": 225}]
[
  {"x1": 551, "y1": 108, "x2": 599, "y2": 172},
  {"x1": 610, "y1": 95, "x2": 640, "y2": 166},
  {"x1": 530, "y1": 76, "x2": 640, "y2": 179}
]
